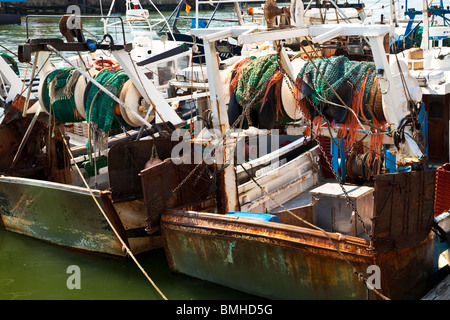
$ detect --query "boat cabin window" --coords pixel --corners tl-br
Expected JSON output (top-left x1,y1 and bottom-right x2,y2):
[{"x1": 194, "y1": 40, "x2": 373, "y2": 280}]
[{"x1": 177, "y1": 56, "x2": 189, "y2": 73}]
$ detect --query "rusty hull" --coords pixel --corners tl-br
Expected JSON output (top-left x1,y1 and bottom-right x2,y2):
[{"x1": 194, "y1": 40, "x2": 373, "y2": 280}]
[
  {"x1": 161, "y1": 168, "x2": 438, "y2": 299},
  {"x1": 162, "y1": 210, "x2": 436, "y2": 299}
]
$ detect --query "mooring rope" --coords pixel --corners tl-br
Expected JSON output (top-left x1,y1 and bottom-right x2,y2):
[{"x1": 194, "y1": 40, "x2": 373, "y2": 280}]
[{"x1": 59, "y1": 127, "x2": 168, "y2": 300}]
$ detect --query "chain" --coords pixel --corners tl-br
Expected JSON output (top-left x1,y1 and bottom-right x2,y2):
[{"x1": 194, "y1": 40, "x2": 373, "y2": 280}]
[
  {"x1": 276, "y1": 53, "x2": 374, "y2": 242},
  {"x1": 171, "y1": 60, "x2": 281, "y2": 195}
]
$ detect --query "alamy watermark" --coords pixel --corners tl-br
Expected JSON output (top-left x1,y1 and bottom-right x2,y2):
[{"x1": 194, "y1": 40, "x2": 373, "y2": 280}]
[
  {"x1": 66, "y1": 5, "x2": 82, "y2": 30},
  {"x1": 170, "y1": 120, "x2": 281, "y2": 166},
  {"x1": 66, "y1": 265, "x2": 81, "y2": 290},
  {"x1": 366, "y1": 265, "x2": 381, "y2": 290}
]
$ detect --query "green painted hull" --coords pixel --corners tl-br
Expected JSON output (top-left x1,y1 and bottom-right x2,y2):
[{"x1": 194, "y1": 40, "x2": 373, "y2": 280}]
[{"x1": 0, "y1": 176, "x2": 125, "y2": 256}]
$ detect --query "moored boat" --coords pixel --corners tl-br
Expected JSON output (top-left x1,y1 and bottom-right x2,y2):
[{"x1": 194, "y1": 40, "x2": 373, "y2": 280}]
[
  {"x1": 157, "y1": 0, "x2": 450, "y2": 299},
  {"x1": 0, "y1": 14, "x2": 187, "y2": 257}
]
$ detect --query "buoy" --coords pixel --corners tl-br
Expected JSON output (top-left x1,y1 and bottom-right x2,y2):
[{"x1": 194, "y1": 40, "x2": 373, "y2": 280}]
[
  {"x1": 144, "y1": 144, "x2": 162, "y2": 169},
  {"x1": 119, "y1": 79, "x2": 155, "y2": 127},
  {"x1": 144, "y1": 157, "x2": 163, "y2": 169},
  {"x1": 90, "y1": 58, "x2": 120, "y2": 71},
  {"x1": 281, "y1": 57, "x2": 306, "y2": 121}
]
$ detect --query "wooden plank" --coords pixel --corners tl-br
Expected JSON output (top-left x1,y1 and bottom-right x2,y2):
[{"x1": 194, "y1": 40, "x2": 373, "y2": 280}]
[
  {"x1": 239, "y1": 156, "x2": 314, "y2": 203},
  {"x1": 240, "y1": 170, "x2": 319, "y2": 213},
  {"x1": 372, "y1": 170, "x2": 436, "y2": 253},
  {"x1": 422, "y1": 274, "x2": 450, "y2": 300}
]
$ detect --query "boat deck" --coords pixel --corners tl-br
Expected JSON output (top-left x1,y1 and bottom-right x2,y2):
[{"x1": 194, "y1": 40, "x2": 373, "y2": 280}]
[{"x1": 270, "y1": 178, "x2": 337, "y2": 213}]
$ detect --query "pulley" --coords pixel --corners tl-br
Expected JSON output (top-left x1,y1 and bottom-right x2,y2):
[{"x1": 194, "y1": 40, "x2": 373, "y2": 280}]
[{"x1": 346, "y1": 151, "x2": 381, "y2": 181}]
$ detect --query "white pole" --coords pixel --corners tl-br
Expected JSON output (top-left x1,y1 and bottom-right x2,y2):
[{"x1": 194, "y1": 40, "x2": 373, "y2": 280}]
[
  {"x1": 202, "y1": 35, "x2": 239, "y2": 213},
  {"x1": 196, "y1": 0, "x2": 199, "y2": 28},
  {"x1": 421, "y1": 0, "x2": 429, "y2": 50}
]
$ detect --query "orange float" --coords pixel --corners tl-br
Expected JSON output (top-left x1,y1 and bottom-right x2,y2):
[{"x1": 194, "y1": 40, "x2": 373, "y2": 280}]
[{"x1": 90, "y1": 58, "x2": 120, "y2": 71}]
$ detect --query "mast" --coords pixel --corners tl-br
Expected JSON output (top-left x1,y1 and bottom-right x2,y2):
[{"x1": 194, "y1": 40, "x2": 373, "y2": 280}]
[
  {"x1": 235, "y1": 2, "x2": 244, "y2": 26},
  {"x1": 200, "y1": 29, "x2": 240, "y2": 213},
  {"x1": 421, "y1": 0, "x2": 429, "y2": 50}
]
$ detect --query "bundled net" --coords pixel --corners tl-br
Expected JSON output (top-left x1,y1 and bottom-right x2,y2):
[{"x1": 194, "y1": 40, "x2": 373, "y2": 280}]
[
  {"x1": 296, "y1": 56, "x2": 376, "y2": 118},
  {"x1": 294, "y1": 56, "x2": 387, "y2": 161},
  {"x1": 84, "y1": 69, "x2": 130, "y2": 133},
  {"x1": 229, "y1": 54, "x2": 286, "y2": 123},
  {"x1": 42, "y1": 67, "x2": 84, "y2": 123}
]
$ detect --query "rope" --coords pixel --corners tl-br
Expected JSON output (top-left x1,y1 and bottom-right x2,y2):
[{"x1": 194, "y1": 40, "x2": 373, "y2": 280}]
[{"x1": 60, "y1": 126, "x2": 168, "y2": 300}]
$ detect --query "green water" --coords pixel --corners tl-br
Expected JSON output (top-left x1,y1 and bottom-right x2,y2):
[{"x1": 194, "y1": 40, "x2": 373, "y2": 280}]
[{"x1": 0, "y1": 225, "x2": 261, "y2": 300}]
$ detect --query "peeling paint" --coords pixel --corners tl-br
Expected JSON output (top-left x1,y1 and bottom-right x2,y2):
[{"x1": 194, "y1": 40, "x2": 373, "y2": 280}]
[{"x1": 226, "y1": 241, "x2": 236, "y2": 264}]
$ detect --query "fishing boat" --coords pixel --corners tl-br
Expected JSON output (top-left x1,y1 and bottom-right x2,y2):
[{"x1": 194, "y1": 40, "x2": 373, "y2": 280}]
[
  {"x1": 157, "y1": 0, "x2": 450, "y2": 299},
  {"x1": 394, "y1": 0, "x2": 450, "y2": 52},
  {"x1": 103, "y1": 0, "x2": 183, "y2": 62},
  {"x1": 0, "y1": 13, "x2": 195, "y2": 258},
  {"x1": 158, "y1": 0, "x2": 262, "y2": 64},
  {"x1": 392, "y1": 0, "x2": 450, "y2": 165},
  {"x1": 0, "y1": 9, "x2": 310, "y2": 259}
]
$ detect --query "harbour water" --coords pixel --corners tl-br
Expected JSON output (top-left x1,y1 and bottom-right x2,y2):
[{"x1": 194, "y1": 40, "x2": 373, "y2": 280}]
[
  {"x1": 0, "y1": 225, "x2": 260, "y2": 300},
  {"x1": 0, "y1": 0, "x2": 434, "y2": 301}
]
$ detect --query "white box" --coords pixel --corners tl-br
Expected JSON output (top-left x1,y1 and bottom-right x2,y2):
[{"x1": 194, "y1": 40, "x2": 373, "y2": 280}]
[{"x1": 311, "y1": 183, "x2": 374, "y2": 238}]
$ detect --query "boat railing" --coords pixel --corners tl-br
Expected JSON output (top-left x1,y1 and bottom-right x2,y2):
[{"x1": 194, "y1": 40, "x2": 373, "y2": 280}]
[{"x1": 24, "y1": 14, "x2": 128, "y2": 46}]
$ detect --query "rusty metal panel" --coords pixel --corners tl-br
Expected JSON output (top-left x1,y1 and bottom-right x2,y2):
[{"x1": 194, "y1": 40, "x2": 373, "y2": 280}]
[
  {"x1": 139, "y1": 159, "x2": 179, "y2": 233},
  {"x1": 108, "y1": 137, "x2": 175, "y2": 202},
  {"x1": 140, "y1": 159, "x2": 215, "y2": 233},
  {"x1": 0, "y1": 176, "x2": 125, "y2": 256},
  {"x1": 162, "y1": 209, "x2": 436, "y2": 299},
  {"x1": 372, "y1": 170, "x2": 436, "y2": 253},
  {"x1": 161, "y1": 210, "x2": 374, "y2": 299}
]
